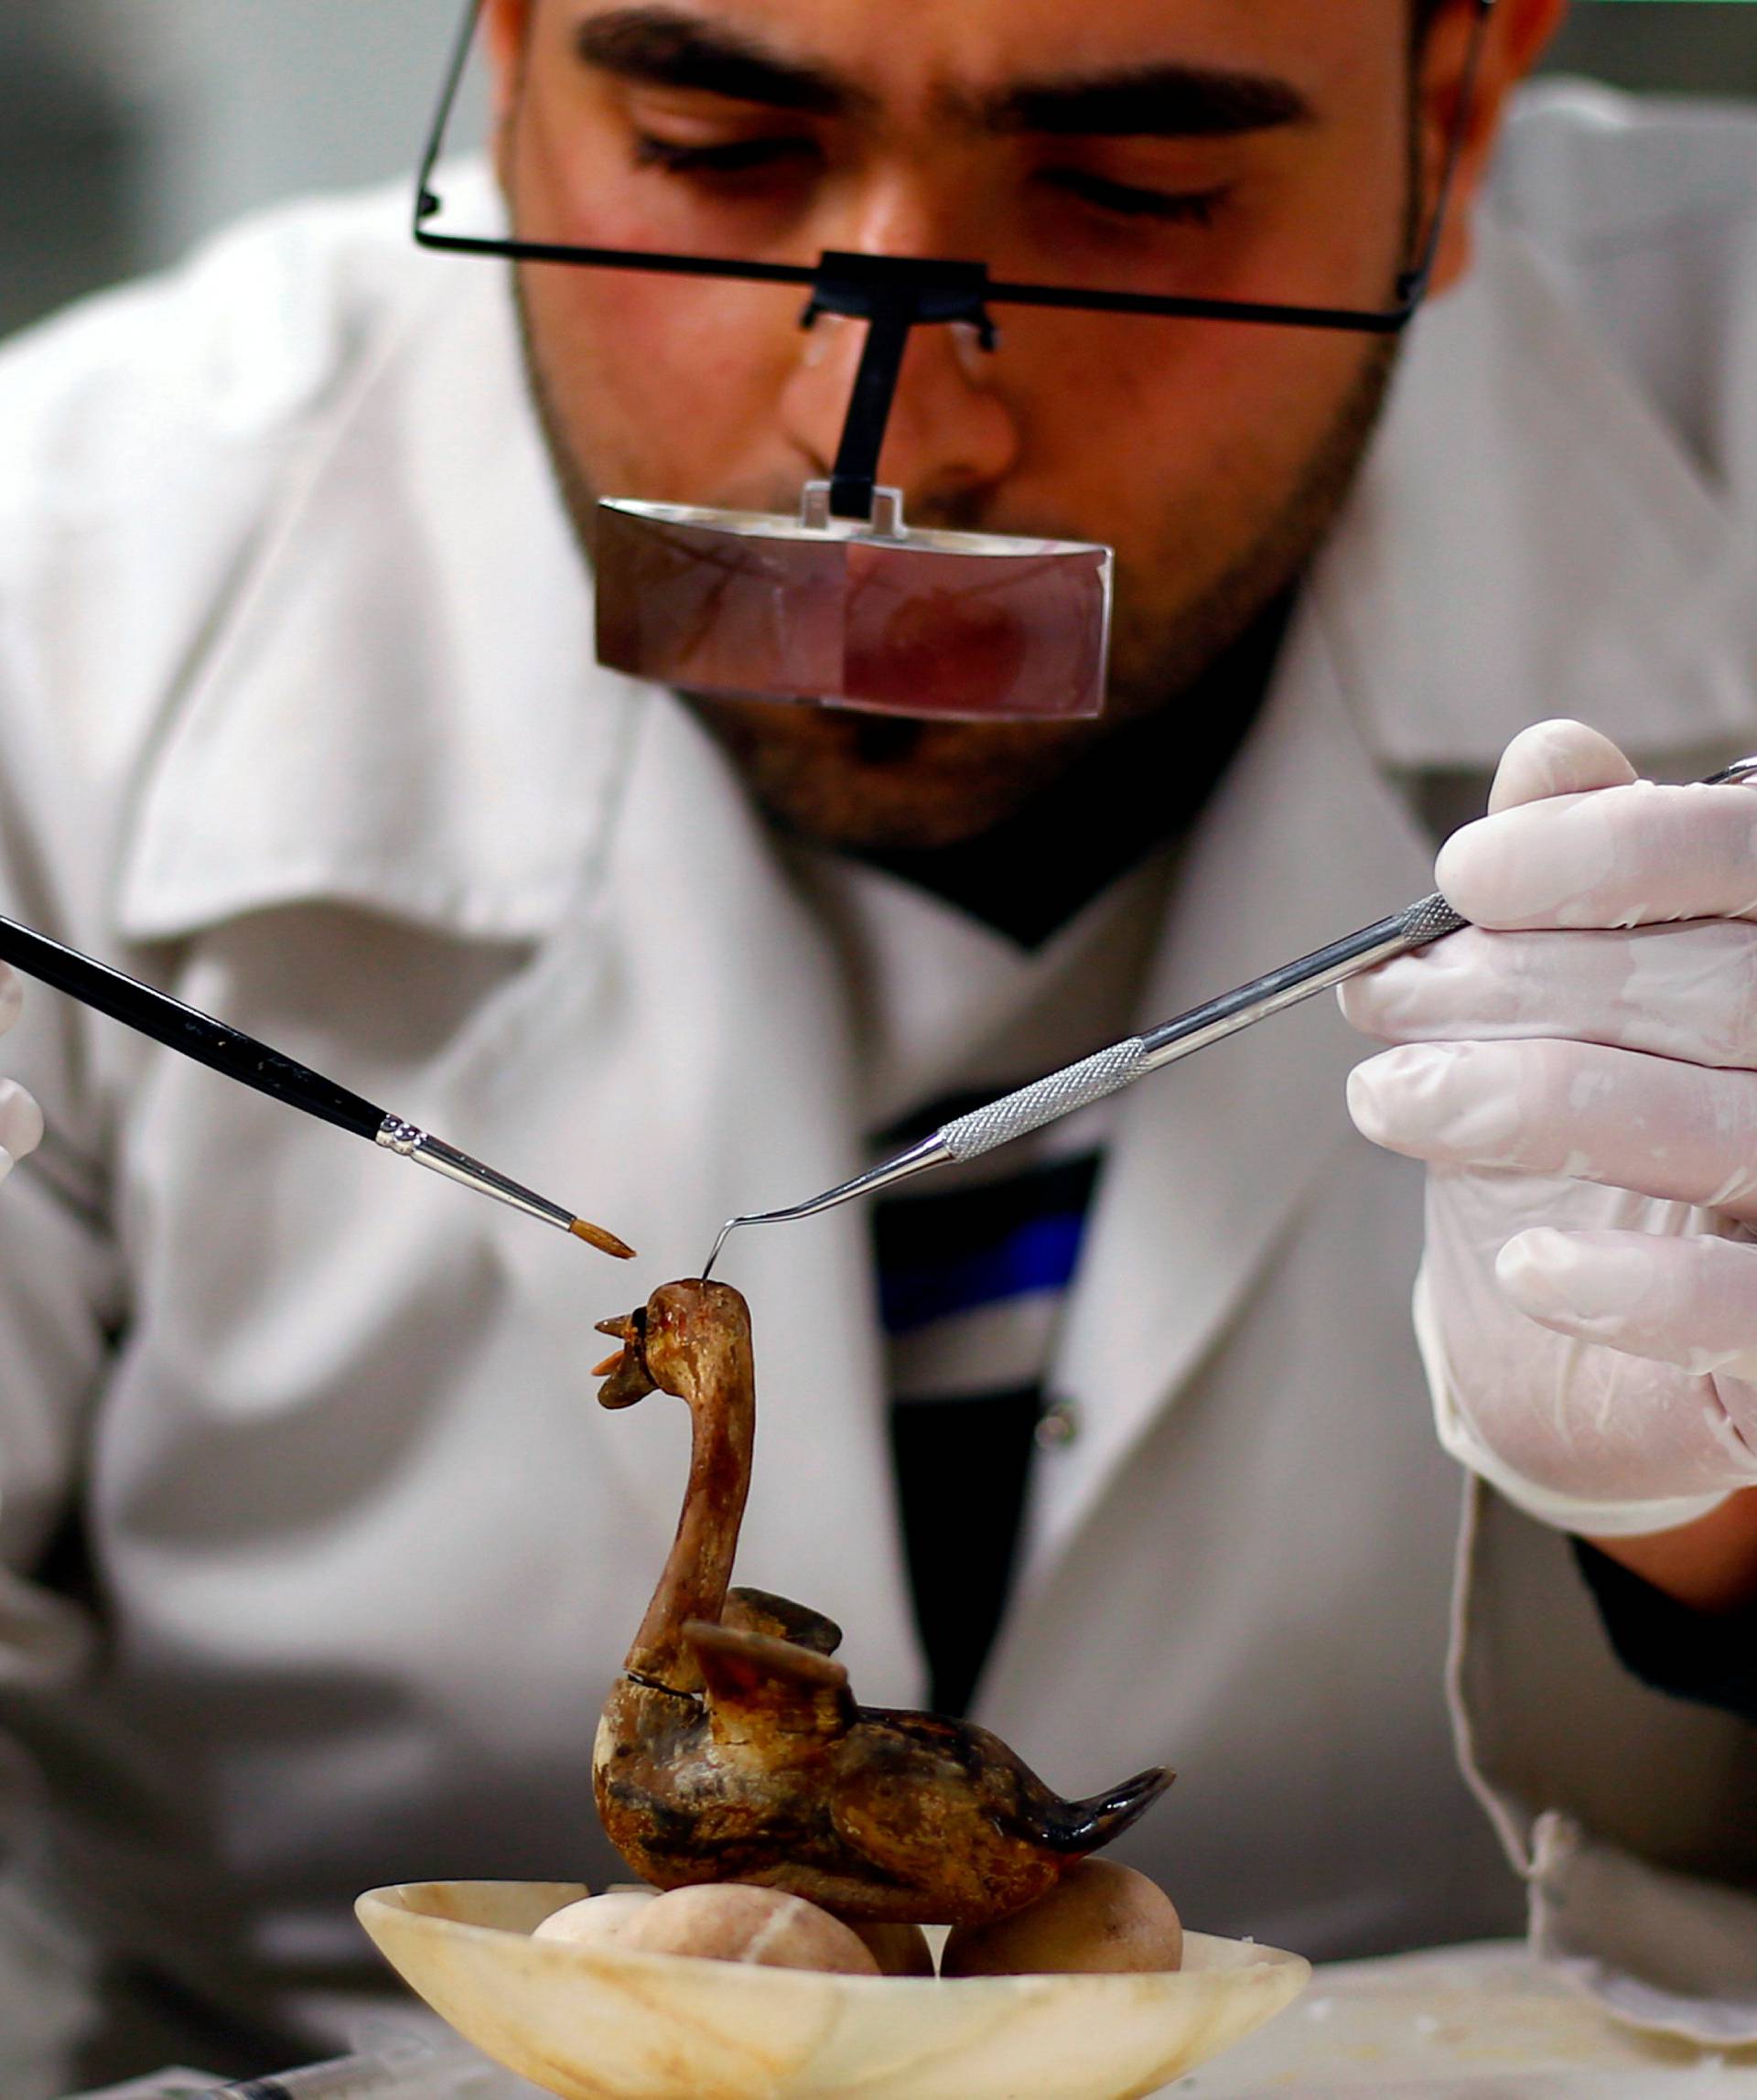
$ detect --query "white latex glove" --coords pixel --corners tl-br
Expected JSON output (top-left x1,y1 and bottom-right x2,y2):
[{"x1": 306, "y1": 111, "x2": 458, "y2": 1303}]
[
  {"x1": 1342, "y1": 719, "x2": 1757, "y2": 1537},
  {"x1": 0, "y1": 966, "x2": 41, "y2": 1182}
]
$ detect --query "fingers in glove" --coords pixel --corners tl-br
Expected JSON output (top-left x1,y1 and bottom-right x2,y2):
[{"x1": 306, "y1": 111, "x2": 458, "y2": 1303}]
[
  {"x1": 1418, "y1": 1169, "x2": 1757, "y2": 1502},
  {"x1": 1486, "y1": 718, "x2": 1637, "y2": 815},
  {"x1": 1460, "y1": 716, "x2": 1755, "y2": 931},
  {"x1": 0, "y1": 1075, "x2": 43, "y2": 1180},
  {"x1": 1342, "y1": 920, "x2": 1757, "y2": 1071},
  {"x1": 1435, "y1": 779, "x2": 1757, "y2": 932},
  {"x1": 1348, "y1": 1036, "x2": 1757, "y2": 1221},
  {"x1": 1497, "y1": 1225, "x2": 1757, "y2": 1385}
]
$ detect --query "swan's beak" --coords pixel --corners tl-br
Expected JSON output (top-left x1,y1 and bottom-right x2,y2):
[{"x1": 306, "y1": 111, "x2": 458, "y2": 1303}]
[{"x1": 594, "y1": 1309, "x2": 659, "y2": 1408}]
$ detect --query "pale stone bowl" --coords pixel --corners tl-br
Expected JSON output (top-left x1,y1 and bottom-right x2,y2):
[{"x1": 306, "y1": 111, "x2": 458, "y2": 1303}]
[{"x1": 356, "y1": 1880, "x2": 1310, "y2": 2100}]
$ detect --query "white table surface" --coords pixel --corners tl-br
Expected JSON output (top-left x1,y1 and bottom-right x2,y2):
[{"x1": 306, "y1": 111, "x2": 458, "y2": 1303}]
[{"x1": 1174, "y1": 1939, "x2": 1757, "y2": 2097}]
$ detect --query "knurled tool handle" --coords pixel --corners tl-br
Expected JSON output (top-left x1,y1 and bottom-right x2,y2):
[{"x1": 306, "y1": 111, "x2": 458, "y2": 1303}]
[{"x1": 936, "y1": 892, "x2": 1468, "y2": 1166}]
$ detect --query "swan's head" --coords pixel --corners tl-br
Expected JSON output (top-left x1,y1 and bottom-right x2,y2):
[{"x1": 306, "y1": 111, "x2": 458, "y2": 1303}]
[{"x1": 593, "y1": 1280, "x2": 753, "y2": 1410}]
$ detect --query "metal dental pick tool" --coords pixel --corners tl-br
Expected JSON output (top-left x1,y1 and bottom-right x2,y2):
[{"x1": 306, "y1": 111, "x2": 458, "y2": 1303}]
[
  {"x1": 702, "y1": 753, "x2": 1757, "y2": 1277},
  {"x1": 0, "y1": 913, "x2": 634, "y2": 1259}
]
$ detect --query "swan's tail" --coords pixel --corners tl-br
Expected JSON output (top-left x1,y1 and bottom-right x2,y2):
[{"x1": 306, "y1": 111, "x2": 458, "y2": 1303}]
[{"x1": 1034, "y1": 1766, "x2": 1174, "y2": 1854}]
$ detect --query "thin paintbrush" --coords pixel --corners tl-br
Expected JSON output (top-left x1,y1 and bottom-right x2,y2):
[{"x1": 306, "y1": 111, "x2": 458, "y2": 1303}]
[{"x1": 0, "y1": 912, "x2": 633, "y2": 1258}]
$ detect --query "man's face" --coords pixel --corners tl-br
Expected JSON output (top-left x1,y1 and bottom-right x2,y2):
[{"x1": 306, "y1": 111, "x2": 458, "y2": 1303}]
[{"x1": 489, "y1": 0, "x2": 1458, "y2": 846}]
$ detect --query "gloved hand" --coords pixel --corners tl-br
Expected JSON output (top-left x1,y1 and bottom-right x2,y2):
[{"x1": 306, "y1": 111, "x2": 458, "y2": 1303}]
[
  {"x1": 0, "y1": 965, "x2": 40, "y2": 1183},
  {"x1": 1342, "y1": 718, "x2": 1757, "y2": 1537}
]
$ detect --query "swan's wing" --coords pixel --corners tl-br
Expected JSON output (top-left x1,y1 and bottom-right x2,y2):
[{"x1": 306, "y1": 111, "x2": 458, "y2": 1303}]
[
  {"x1": 684, "y1": 1619, "x2": 856, "y2": 1757},
  {"x1": 724, "y1": 1586, "x2": 844, "y2": 1656}
]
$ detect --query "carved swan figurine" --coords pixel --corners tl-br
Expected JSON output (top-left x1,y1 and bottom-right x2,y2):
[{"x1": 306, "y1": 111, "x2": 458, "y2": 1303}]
[{"x1": 590, "y1": 1278, "x2": 1171, "y2": 1925}]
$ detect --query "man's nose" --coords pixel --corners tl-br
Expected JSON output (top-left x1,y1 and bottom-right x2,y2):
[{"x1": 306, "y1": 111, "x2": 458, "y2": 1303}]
[{"x1": 777, "y1": 187, "x2": 1022, "y2": 514}]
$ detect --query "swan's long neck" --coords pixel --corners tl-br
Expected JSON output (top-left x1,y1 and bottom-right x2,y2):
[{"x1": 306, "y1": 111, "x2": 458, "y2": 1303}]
[{"x1": 622, "y1": 1325, "x2": 755, "y2": 1686}]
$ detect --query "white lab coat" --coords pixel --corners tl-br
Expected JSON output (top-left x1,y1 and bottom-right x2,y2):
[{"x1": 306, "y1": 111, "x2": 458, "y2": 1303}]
[{"x1": 0, "y1": 81, "x2": 1755, "y2": 2087}]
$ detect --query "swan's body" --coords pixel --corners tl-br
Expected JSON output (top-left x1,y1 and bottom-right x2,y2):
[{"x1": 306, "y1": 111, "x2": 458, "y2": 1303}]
[{"x1": 591, "y1": 1280, "x2": 1170, "y2": 1926}]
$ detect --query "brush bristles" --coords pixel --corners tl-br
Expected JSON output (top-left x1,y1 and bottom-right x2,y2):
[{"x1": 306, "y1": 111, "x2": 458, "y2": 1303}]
[{"x1": 570, "y1": 1218, "x2": 637, "y2": 1260}]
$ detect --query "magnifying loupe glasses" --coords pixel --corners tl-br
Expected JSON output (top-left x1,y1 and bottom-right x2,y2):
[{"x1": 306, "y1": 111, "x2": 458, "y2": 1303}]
[{"x1": 415, "y1": 0, "x2": 1495, "y2": 721}]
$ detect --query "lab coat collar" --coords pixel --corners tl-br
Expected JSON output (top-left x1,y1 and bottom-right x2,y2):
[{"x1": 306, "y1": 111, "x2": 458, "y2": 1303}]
[
  {"x1": 1008, "y1": 216, "x2": 1757, "y2": 1597},
  {"x1": 115, "y1": 219, "x2": 632, "y2": 946},
  {"x1": 436, "y1": 684, "x2": 925, "y2": 1707},
  {"x1": 1016, "y1": 603, "x2": 1440, "y2": 1593},
  {"x1": 1318, "y1": 216, "x2": 1757, "y2": 770},
  {"x1": 114, "y1": 199, "x2": 1754, "y2": 950}
]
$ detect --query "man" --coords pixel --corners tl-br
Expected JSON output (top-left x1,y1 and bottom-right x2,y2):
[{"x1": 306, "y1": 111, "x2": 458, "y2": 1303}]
[{"x1": 1, "y1": 0, "x2": 1755, "y2": 2087}]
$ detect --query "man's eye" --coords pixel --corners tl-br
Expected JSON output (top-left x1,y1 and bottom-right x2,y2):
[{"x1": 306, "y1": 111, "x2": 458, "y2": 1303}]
[
  {"x1": 1037, "y1": 170, "x2": 1229, "y2": 226},
  {"x1": 632, "y1": 134, "x2": 821, "y2": 179}
]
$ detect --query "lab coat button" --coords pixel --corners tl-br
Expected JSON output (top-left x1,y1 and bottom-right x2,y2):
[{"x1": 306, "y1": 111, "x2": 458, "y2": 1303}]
[{"x1": 1036, "y1": 1399, "x2": 1081, "y2": 1451}]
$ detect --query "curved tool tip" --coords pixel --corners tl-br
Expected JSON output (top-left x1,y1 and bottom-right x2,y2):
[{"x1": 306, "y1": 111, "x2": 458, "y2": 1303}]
[
  {"x1": 571, "y1": 1218, "x2": 637, "y2": 1260},
  {"x1": 699, "y1": 1219, "x2": 738, "y2": 1282}
]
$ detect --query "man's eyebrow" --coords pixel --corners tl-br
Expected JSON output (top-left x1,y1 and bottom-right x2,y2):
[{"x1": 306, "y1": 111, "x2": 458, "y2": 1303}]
[
  {"x1": 982, "y1": 64, "x2": 1315, "y2": 140},
  {"x1": 573, "y1": 7, "x2": 872, "y2": 118}
]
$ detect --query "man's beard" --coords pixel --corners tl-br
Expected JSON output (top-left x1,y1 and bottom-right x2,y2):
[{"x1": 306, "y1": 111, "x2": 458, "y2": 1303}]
[{"x1": 516, "y1": 281, "x2": 1402, "y2": 852}]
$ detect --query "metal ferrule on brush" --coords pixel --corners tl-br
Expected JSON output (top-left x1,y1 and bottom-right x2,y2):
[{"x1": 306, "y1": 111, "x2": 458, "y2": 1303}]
[{"x1": 376, "y1": 1115, "x2": 577, "y2": 1233}]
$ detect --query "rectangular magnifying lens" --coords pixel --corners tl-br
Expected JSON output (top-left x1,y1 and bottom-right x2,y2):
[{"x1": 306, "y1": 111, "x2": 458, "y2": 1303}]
[{"x1": 595, "y1": 484, "x2": 1114, "y2": 722}]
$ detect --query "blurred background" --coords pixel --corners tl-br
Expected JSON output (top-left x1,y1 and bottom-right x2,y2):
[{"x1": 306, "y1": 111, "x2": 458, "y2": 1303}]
[{"x1": 4, "y1": 2, "x2": 1757, "y2": 345}]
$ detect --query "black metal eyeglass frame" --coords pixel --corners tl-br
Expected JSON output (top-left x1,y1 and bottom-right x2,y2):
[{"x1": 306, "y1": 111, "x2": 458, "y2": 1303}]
[{"x1": 414, "y1": 0, "x2": 1496, "y2": 520}]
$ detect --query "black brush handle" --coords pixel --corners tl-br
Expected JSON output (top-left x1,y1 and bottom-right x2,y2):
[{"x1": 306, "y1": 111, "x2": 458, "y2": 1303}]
[{"x1": 0, "y1": 913, "x2": 387, "y2": 1142}]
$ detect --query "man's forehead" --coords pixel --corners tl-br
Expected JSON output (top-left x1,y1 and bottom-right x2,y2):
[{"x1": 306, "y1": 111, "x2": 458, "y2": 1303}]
[{"x1": 552, "y1": 0, "x2": 1385, "y2": 107}]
